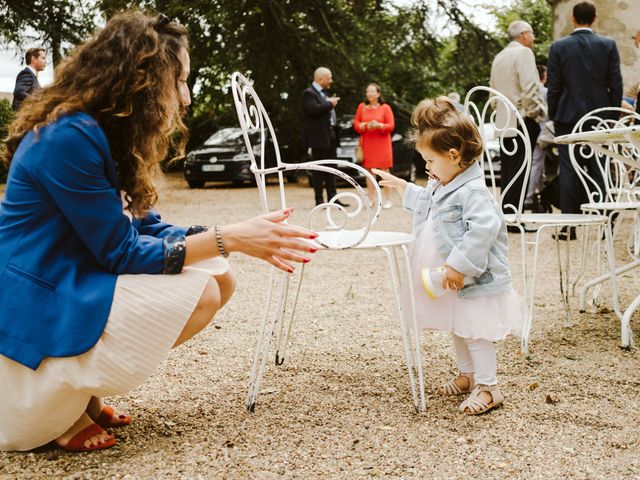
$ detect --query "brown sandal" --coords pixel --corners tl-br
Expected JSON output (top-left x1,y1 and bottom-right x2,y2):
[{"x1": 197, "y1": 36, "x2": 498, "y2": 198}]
[
  {"x1": 458, "y1": 384, "x2": 504, "y2": 415},
  {"x1": 436, "y1": 373, "x2": 475, "y2": 396},
  {"x1": 95, "y1": 405, "x2": 131, "y2": 429},
  {"x1": 58, "y1": 424, "x2": 116, "y2": 452}
]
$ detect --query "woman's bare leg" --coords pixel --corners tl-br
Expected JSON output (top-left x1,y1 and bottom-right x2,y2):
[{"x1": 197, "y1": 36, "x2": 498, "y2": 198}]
[
  {"x1": 85, "y1": 396, "x2": 105, "y2": 419},
  {"x1": 173, "y1": 270, "x2": 236, "y2": 348}
]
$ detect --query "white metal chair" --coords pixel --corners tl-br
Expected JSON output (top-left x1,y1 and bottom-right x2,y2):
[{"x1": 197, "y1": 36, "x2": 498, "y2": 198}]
[
  {"x1": 566, "y1": 108, "x2": 640, "y2": 348},
  {"x1": 230, "y1": 72, "x2": 425, "y2": 413},
  {"x1": 464, "y1": 86, "x2": 615, "y2": 355}
]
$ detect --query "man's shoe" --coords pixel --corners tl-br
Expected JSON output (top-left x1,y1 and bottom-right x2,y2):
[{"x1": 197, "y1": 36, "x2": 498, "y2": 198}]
[
  {"x1": 506, "y1": 225, "x2": 522, "y2": 234},
  {"x1": 334, "y1": 199, "x2": 350, "y2": 208},
  {"x1": 551, "y1": 227, "x2": 577, "y2": 241}
]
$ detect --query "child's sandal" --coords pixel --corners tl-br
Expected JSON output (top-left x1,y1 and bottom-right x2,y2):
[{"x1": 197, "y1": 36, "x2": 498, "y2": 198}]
[
  {"x1": 436, "y1": 373, "x2": 475, "y2": 396},
  {"x1": 459, "y1": 384, "x2": 504, "y2": 415}
]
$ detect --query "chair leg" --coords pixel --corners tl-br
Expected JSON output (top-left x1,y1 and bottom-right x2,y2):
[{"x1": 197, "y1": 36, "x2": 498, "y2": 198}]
[
  {"x1": 554, "y1": 226, "x2": 572, "y2": 327},
  {"x1": 400, "y1": 245, "x2": 426, "y2": 413},
  {"x1": 603, "y1": 220, "x2": 623, "y2": 323},
  {"x1": 382, "y1": 246, "x2": 425, "y2": 413},
  {"x1": 274, "y1": 265, "x2": 306, "y2": 366},
  {"x1": 573, "y1": 224, "x2": 591, "y2": 298},
  {"x1": 246, "y1": 269, "x2": 287, "y2": 412},
  {"x1": 621, "y1": 293, "x2": 639, "y2": 349},
  {"x1": 521, "y1": 228, "x2": 542, "y2": 356}
]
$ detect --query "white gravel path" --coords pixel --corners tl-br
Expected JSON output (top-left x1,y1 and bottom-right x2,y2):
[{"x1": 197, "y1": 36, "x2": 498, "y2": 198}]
[{"x1": 1, "y1": 173, "x2": 638, "y2": 479}]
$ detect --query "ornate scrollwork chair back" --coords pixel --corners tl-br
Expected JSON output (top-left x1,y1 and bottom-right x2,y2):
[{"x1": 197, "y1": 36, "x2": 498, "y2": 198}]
[
  {"x1": 231, "y1": 72, "x2": 383, "y2": 250},
  {"x1": 463, "y1": 86, "x2": 532, "y2": 223},
  {"x1": 569, "y1": 107, "x2": 640, "y2": 205}
]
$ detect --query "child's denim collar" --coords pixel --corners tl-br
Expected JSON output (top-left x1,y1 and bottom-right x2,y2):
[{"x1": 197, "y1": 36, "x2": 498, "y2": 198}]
[{"x1": 432, "y1": 161, "x2": 483, "y2": 203}]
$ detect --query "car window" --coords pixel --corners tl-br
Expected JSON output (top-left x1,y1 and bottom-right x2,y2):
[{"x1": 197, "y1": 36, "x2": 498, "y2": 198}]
[
  {"x1": 204, "y1": 128, "x2": 245, "y2": 146},
  {"x1": 338, "y1": 115, "x2": 357, "y2": 139}
]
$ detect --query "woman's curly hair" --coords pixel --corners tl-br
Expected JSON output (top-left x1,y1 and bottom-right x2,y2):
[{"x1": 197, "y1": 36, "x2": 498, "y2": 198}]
[
  {"x1": 410, "y1": 96, "x2": 483, "y2": 169},
  {"x1": 2, "y1": 11, "x2": 189, "y2": 216}
]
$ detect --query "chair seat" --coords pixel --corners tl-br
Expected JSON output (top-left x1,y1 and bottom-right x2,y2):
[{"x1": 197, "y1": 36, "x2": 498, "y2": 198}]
[
  {"x1": 504, "y1": 212, "x2": 608, "y2": 225},
  {"x1": 581, "y1": 201, "x2": 640, "y2": 211},
  {"x1": 316, "y1": 230, "x2": 415, "y2": 249}
]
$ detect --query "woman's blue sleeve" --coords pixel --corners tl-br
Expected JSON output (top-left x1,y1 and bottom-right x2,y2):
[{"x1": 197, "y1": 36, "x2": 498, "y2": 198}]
[{"x1": 30, "y1": 119, "x2": 182, "y2": 274}]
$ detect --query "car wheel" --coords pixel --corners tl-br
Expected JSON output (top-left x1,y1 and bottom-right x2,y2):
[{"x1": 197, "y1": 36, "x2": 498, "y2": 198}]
[{"x1": 187, "y1": 180, "x2": 205, "y2": 188}]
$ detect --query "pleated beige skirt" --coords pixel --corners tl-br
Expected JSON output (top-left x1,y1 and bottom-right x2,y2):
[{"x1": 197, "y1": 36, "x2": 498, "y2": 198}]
[{"x1": 0, "y1": 258, "x2": 228, "y2": 451}]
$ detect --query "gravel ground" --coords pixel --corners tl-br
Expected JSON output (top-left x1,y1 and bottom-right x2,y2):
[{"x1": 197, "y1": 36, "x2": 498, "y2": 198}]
[{"x1": 1, "y1": 173, "x2": 639, "y2": 479}]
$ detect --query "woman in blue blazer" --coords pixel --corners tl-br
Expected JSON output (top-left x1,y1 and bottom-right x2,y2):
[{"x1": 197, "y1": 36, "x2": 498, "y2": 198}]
[{"x1": 0, "y1": 12, "x2": 316, "y2": 452}]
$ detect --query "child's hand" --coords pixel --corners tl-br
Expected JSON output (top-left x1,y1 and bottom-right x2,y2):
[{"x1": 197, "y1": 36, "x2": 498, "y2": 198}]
[
  {"x1": 442, "y1": 265, "x2": 464, "y2": 291},
  {"x1": 372, "y1": 168, "x2": 408, "y2": 196}
]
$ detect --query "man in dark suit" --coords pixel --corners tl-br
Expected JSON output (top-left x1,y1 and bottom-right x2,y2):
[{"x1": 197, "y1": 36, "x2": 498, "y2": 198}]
[
  {"x1": 547, "y1": 1, "x2": 622, "y2": 234},
  {"x1": 301, "y1": 67, "x2": 348, "y2": 206},
  {"x1": 12, "y1": 48, "x2": 46, "y2": 111}
]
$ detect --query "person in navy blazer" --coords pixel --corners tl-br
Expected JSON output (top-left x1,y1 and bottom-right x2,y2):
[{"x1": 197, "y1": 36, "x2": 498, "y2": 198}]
[
  {"x1": 301, "y1": 67, "x2": 349, "y2": 207},
  {"x1": 547, "y1": 1, "x2": 623, "y2": 226},
  {"x1": 0, "y1": 12, "x2": 316, "y2": 453},
  {"x1": 11, "y1": 48, "x2": 46, "y2": 111}
]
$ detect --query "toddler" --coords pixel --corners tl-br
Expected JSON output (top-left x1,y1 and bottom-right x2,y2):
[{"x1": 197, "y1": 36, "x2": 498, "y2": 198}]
[{"x1": 374, "y1": 97, "x2": 523, "y2": 415}]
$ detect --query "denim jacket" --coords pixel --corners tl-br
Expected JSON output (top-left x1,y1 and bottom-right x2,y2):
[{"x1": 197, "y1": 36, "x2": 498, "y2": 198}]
[{"x1": 403, "y1": 162, "x2": 512, "y2": 298}]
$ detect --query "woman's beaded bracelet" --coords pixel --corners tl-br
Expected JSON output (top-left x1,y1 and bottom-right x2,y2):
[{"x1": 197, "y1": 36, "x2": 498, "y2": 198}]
[{"x1": 214, "y1": 225, "x2": 229, "y2": 258}]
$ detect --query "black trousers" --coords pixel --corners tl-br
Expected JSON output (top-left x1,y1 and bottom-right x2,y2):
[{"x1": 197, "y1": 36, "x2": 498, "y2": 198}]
[
  {"x1": 310, "y1": 128, "x2": 337, "y2": 205},
  {"x1": 555, "y1": 121, "x2": 606, "y2": 214},
  {"x1": 499, "y1": 117, "x2": 540, "y2": 213}
]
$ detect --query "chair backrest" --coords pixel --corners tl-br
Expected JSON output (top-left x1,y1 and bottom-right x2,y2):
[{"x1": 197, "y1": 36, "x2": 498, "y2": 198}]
[
  {"x1": 230, "y1": 72, "x2": 383, "y2": 249},
  {"x1": 569, "y1": 107, "x2": 640, "y2": 204},
  {"x1": 463, "y1": 86, "x2": 532, "y2": 218}
]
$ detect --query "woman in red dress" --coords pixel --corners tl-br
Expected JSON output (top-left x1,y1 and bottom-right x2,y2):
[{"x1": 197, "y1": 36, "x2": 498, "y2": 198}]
[{"x1": 354, "y1": 83, "x2": 395, "y2": 208}]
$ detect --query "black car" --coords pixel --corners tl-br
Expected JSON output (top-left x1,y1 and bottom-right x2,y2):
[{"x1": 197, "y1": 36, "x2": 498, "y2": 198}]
[
  {"x1": 184, "y1": 127, "x2": 297, "y2": 188},
  {"x1": 332, "y1": 115, "x2": 418, "y2": 184}
]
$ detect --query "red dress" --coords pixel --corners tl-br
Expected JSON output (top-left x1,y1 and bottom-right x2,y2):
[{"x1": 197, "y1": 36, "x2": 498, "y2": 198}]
[{"x1": 353, "y1": 102, "x2": 395, "y2": 169}]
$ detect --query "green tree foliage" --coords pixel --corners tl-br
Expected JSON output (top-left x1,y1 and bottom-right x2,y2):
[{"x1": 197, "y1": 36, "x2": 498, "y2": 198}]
[
  {"x1": 2, "y1": 0, "x2": 515, "y2": 164},
  {"x1": 0, "y1": 0, "x2": 96, "y2": 67},
  {"x1": 484, "y1": 0, "x2": 552, "y2": 64},
  {"x1": 96, "y1": 0, "x2": 503, "y2": 156}
]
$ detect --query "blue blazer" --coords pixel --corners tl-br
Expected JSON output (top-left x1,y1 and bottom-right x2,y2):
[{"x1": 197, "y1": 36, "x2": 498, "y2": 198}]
[
  {"x1": 11, "y1": 67, "x2": 40, "y2": 111},
  {"x1": 547, "y1": 29, "x2": 623, "y2": 124},
  {"x1": 0, "y1": 113, "x2": 189, "y2": 370}
]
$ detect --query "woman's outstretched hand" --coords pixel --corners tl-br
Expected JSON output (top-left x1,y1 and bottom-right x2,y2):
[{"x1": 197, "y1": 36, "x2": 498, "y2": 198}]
[
  {"x1": 222, "y1": 208, "x2": 318, "y2": 273},
  {"x1": 372, "y1": 168, "x2": 408, "y2": 197}
]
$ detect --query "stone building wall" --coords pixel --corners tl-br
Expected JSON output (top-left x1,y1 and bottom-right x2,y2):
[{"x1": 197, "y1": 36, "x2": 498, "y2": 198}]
[{"x1": 548, "y1": 0, "x2": 639, "y2": 96}]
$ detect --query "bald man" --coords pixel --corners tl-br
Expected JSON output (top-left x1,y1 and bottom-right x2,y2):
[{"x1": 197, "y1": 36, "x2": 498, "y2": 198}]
[{"x1": 301, "y1": 67, "x2": 348, "y2": 207}]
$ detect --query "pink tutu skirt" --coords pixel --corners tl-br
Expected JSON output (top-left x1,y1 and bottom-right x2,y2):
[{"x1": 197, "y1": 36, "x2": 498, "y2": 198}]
[{"x1": 410, "y1": 215, "x2": 524, "y2": 341}]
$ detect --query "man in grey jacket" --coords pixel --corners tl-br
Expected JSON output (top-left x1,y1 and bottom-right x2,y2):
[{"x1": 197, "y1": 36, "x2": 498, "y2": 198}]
[{"x1": 490, "y1": 20, "x2": 547, "y2": 218}]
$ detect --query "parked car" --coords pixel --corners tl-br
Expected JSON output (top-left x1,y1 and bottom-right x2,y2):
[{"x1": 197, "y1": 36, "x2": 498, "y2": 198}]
[
  {"x1": 319, "y1": 115, "x2": 418, "y2": 185},
  {"x1": 481, "y1": 122, "x2": 502, "y2": 183},
  {"x1": 184, "y1": 127, "x2": 298, "y2": 188}
]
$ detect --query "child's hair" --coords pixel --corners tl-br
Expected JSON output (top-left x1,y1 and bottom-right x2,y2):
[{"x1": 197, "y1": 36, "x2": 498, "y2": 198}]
[{"x1": 410, "y1": 96, "x2": 483, "y2": 169}]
